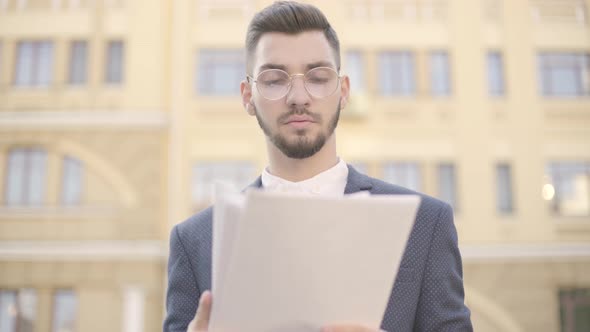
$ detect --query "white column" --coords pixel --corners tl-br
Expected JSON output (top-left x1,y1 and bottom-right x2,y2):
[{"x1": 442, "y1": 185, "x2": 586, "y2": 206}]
[
  {"x1": 51, "y1": 0, "x2": 61, "y2": 11},
  {"x1": 122, "y1": 286, "x2": 145, "y2": 332},
  {"x1": 17, "y1": 0, "x2": 27, "y2": 11},
  {"x1": 0, "y1": 0, "x2": 10, "y2": 11}
]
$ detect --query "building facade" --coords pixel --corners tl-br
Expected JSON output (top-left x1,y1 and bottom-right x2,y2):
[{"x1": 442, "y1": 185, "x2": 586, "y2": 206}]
[{"x1": 0, "y1": 0, "x2": 589, "y2": 331}]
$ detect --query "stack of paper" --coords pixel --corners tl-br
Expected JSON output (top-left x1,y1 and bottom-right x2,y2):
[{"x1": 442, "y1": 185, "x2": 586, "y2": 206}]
[{"x1": 210, "y1": 184, "x2": 420, "y2": 332}]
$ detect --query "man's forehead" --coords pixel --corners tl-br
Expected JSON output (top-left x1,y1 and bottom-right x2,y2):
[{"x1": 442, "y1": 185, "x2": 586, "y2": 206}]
[
  {"x1": 252, "y1": 31, "x2": 337, "y2": 74},
  {"x1": 256, "y1": 60, "x2": 336, "y2": 73}
]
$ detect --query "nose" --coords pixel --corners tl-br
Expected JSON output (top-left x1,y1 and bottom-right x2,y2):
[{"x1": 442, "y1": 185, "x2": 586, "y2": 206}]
[{"x1": 285, "y1": 74, "x2": 311, "y2": 108}]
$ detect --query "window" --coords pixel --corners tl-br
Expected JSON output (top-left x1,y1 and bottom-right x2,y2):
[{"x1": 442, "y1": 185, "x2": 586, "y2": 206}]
[
  {"x1": 192, "y1": 161, "x2": 256, "y2": 204},
  {"x1": 105, "y1": 40, "x2": 124, "y2": 84},
  {"x1": 14, "y1": 41, "x2": 54, "y2": 87},
  {"x1": 438, "y1": 163, "x2": 458, "y2": 211},
  {"x1": 487, "y1": 51, "x2": 505, "y2": 96},
  {"x1": 5, "y1": 148, "x2": 47, "y2": 206},
  {"x1": 496, "y1": 163, "x2": 514, "y2": 214},
  {"x1": 51, "y1": 290, "x2": 77, "y2": 332},
  {"x1": 61, "y1": 156, "x2": 83, "y2": 205},
  {"x1": 545, "y1": 162, "x2": 590, "y2": 216},
  {"x1": 560, "y1": 288, "x2": 590, "y2": 332},
  {"x1": 378, "y1": 51, "x2": 416, "y2": 96},
  {"x1": 382, "y1": 162, "x2": 421, "y2": 191},
  {"x1": 538, "y1": 53, "x2": 590, "y2": 97},
  {"x1": 0, "y1": 289, "x2": 37, "y2": 332},
  {"x1": 68, "y1": 41, "x2": 88, "y2": 85},
  {"x1": 345, "y1": 51, "x2": 365, "y2": 93},
  {"x1": 430, "y1": 51, "x2": 451, "y2": 96},
  {"x1": 196, "y1": 49, "x2": 244, "y2": 96}
]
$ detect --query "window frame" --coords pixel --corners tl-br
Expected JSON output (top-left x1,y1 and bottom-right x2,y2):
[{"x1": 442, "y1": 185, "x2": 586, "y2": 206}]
[
  {"x1": 105, "y1": 39, "x2": 125, "y2": 85},
  {"x1": 546, "y1": 161, "x2": 590, "y2": 217},
  {"x1": 538, "y1": 52, "x2": 590, "y2": 97},
  {"x1": 559, "y1": 288, "x2": 590, "y2": 332},
  {"x1": 345, "y1": 50, "x2": 366, "y2": 94},
  {"x1": 191, "y1": 161, "x2": 256, "y2": 206},
  {"x1": 429, "y1": 50, "x2": 452, "y2": 96},
  {"x1": 4, "y1": 147, "x2": 48, "y2": 206},
  {"x1": 0, "y1": 288, "x2": 38, "y2": 332},
  {"x1": 437, "y1": 162, "x2": 459, "y2": 212},
  {"x1": 487, "y1": 50, "x2": 506, "y2": 97},
  {"x1": 13, "y1": 40, "x2": 54, "y2": 87},
  {"x1": 60, "y1": 156, "x2": 84, "y2": 206},
  {"x1": 195, "y1": 48, "x2": 245, "y2": 96},
  {"x1": 68, "y1": 40, "x2": 88, "y2": 85},
  {"x1": 496, "y1": 162, "x2": 515, "y2": 215},
  {"x1": 378, "y1": 50, "x2": 416, "y2": 97},
  {"x1": 51, "y1": 289, "x2": 78, "y2": 332},
  {"x1": 382, "y1": 161, "x2": 422, "y2": 192}
]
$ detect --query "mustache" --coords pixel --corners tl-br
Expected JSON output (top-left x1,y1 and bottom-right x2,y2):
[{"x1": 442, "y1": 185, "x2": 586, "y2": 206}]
[{"x1": 277, "y1": 106, "x2": 321, "y2": 123}]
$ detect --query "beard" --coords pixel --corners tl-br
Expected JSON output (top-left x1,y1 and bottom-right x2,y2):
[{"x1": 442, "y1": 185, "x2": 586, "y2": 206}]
[{"x1": 254, "y1": 101, "x2": 341, "y2": 159}]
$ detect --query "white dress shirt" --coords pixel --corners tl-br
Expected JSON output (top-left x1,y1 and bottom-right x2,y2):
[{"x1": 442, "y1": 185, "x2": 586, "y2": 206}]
[{"x1": 261, "y1": 159, "x2": 349, "y2": 196}]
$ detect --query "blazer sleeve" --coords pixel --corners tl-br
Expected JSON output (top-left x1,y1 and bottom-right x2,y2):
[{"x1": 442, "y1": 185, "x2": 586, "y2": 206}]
[
  {"x1": 163, "y1": 225, "x2": 202, "y2": 332},
  {"x1": 414, "y1": 203, "x2": 473, "y2": 331}
]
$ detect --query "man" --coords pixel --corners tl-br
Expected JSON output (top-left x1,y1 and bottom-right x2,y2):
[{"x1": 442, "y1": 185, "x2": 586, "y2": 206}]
[{"x1": 164, "y1": 1, "x2": 472, "y2": 331}]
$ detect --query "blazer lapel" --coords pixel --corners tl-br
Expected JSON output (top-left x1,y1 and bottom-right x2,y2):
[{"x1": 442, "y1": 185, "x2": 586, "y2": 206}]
[
  {"x1": 247, "y1": 176, "x2": 263, "y2": 189},
  {"x1": 344, "y1": 164, "x2": 373, "y2": 194}
]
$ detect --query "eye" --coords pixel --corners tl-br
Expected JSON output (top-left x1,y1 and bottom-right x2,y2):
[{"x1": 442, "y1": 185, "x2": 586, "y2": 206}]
[
  {"x1": 261, "y1": 78, "x2": 289, "y2": 87},
  {"x1": 306, "y1": 68, "x2": 336, "y2": 84},
  {"x1": 307, "y1": 77, "x2": 330, "y2": 84}
]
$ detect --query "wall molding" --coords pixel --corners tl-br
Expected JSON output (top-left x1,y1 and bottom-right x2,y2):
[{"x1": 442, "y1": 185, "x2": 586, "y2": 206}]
[
  {"x1": 0, "y1": 242, "x2": 588, "y2": 262},
  {"x1": 0, "y1": 111, "x2": 169, "y2": 129},
  {"x1": 0, "y1": 241, "x2": 166, "y2": 261},
  {"x1": 460, "y1": 243, "x2": 590, "y2": 262}
]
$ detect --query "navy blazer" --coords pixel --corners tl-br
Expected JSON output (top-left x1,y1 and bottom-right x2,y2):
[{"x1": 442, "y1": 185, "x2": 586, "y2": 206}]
[{"x1": 164, "y1": 165, "x2": 473, "y2": 331}]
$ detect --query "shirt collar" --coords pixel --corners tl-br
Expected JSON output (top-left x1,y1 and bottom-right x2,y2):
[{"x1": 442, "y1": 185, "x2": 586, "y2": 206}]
[{"x1": 261, "y1": 159, "x2": 349, "y2": 196}]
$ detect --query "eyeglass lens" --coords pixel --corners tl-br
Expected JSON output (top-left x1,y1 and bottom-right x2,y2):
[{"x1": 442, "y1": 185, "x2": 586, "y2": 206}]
[{"x1": 255, "y1": 67, "x2": 339, "y2": 100}]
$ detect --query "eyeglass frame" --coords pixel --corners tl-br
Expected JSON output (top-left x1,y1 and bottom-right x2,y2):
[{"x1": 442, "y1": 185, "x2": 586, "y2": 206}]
[{"x1": 246, "y1": 66, "x2": 343, "y2": 100}]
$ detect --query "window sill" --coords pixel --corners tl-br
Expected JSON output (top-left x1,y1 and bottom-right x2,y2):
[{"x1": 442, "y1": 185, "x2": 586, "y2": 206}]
[
  {"x1": 542, "y1": 100, "x2": 590, "y2": 123},
  {"x1": 496, "y1": 213, "x2": 518, "y2": 222},
  {"x1": 554, "y1": 218, "x2": 590, "y2": 232},
  {"x1": 2, "y1": 85, "x2": 55, "y2": 93}
]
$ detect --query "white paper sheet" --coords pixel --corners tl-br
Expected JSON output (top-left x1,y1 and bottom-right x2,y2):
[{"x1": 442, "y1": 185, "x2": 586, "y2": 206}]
[
  {"x1": 212, "y1": 182, "x2": 245, "y2": 299},
  {"x1": 210, "y1": 187, "x2": 420, "y2": 332}
]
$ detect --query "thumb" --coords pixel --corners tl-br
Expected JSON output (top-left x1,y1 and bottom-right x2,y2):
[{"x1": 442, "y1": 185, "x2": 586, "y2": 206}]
[{"x1": 190, "y1": 291, "x2": 212, "y2": 331}]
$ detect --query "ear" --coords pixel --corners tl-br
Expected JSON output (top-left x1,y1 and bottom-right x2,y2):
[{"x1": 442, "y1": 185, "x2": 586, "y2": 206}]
[
  {"x1": 339, "y1": 75, "x2": 350, "y2": 110},
  {"x1": 240, "y1": 80, "x2": 256, "y2": 116}
]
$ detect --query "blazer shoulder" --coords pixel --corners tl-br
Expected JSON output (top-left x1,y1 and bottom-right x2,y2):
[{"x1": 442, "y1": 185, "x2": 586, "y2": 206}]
[{"x1": 173, "y1": 206, "x2": 214, "y2": 240}]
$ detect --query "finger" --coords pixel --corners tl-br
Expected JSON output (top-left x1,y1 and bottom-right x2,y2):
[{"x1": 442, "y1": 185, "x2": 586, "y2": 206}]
[{"x1": 192, "y1": 291, "x2": 212, "y2": 331}]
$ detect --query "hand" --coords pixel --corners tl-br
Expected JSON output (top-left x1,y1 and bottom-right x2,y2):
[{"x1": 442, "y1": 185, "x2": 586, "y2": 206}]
[
  {"x1": 187, "y1": 291, "x2": 212, "y2": 332},
  {"x1": 321, "y1": 325, "x2": 385, "y2": 332}
]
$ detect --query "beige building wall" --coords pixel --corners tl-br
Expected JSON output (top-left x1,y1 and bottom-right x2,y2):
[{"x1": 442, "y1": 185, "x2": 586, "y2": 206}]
[
  {"x1": 0, "y1": 0, "x2": 169, "y2": 331},
  {"x1": 1, "y1": 0, "x2": 589, "y2": 331}
]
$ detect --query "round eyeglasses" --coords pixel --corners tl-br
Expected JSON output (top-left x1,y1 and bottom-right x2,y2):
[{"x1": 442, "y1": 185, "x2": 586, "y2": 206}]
[{"x1": 246, "y1": 67, "x2": 341, "y2": 100}]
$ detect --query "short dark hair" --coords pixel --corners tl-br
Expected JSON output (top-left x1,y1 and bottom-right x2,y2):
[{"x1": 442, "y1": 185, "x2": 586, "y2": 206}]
[{"x1": 245, "y1": 1, "x2": 340, "y2": 74}]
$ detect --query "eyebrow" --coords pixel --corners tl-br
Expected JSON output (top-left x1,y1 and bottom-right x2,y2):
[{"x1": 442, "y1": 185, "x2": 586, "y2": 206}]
[
  {"x1": 305, "y1": 61, "x2": 335, "y2": 70},
  {"x1": 258, "y1": 63, "x2": 288, "y2": 72},
  {"x1": 257, "y1": 61, "x2": 336, "y2": 73}
]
